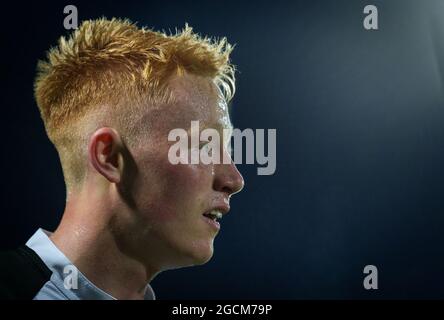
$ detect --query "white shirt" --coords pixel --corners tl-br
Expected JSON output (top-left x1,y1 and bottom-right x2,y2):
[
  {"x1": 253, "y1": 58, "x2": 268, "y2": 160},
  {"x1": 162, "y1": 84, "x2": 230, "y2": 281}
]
[{"x1": 26, "y1": 228, "x2": 156, "y2": 300}]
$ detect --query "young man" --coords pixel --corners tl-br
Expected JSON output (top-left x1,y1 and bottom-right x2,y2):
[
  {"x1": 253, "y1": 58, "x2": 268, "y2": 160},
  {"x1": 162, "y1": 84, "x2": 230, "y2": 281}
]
[{"x1": 0, "y1": 18, "x2": 244, "y2": 300}]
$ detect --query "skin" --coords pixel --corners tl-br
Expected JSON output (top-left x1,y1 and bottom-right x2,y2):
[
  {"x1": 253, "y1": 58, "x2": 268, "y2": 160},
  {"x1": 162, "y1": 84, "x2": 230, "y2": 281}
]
[{"x1": 50, "y1": 73, "x2": 244, "y2": 300}]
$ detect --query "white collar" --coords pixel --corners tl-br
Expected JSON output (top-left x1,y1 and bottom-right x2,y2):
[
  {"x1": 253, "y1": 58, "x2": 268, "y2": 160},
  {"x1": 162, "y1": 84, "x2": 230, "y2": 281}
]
[{"x1": 26, "y1": 228, "x2": 155, "y2": 300}]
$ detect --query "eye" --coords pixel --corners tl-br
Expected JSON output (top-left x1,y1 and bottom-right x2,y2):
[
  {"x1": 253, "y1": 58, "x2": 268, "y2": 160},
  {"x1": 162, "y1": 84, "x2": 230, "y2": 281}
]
[
  {"x1": 199, "y1": 141, "x2": 210, "y2": 149},
  {"x1": 200, "y1": 134, "x2": 215, "y2": 149}
]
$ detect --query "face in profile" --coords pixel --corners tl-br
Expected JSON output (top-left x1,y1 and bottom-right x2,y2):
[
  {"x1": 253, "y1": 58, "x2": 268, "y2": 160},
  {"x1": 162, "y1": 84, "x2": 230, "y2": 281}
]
[{"x1": 116, "y1": 73, "x2": 244, "y2": 271}]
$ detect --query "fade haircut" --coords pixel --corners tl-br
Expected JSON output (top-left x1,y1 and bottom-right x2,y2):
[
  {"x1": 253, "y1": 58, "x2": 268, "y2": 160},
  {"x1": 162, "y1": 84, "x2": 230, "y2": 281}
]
[{"x1": 34, "y1": 18, "x2": 235, "y2": 192}]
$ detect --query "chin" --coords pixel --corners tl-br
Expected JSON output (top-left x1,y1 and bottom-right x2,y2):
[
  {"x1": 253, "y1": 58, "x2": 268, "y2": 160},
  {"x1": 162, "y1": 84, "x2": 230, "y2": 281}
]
[
  {"x1": 176, "y1": 240, "x2": 215, "y2": 267},
  {"x1": 193, "y1": 250, "x2": 214, "y2": 265}
]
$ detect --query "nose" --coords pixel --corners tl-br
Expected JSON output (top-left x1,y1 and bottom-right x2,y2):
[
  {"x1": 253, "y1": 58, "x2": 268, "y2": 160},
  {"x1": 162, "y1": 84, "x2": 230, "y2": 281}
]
[{"x1": 213, "y1": 160, "x2": 245, "y2": 196}]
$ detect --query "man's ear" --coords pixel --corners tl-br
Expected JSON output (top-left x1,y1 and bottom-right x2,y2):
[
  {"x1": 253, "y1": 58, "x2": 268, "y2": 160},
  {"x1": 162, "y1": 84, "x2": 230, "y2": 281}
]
[{"x1": 88, "y1": 127, "x2": 124, "y2": 184}]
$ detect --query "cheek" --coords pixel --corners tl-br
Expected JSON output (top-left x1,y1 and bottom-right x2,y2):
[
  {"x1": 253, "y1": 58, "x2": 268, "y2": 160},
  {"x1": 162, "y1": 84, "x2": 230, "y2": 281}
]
[
  {"x1": 136, "y1": 156, "x2": 214, "y2": 222},
  {"x1": 160, "y1": 162, "x2": 213, "y2": 204},
  {"x1": 166, "y1": 163, "x2": 207, "y2": 187}
]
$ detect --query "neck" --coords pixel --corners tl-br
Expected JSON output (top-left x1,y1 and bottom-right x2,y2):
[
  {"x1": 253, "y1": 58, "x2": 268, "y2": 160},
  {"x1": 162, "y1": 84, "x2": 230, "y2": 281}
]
[{"x1": 50, "y1": 183, "x2": 159, "y2": 300}]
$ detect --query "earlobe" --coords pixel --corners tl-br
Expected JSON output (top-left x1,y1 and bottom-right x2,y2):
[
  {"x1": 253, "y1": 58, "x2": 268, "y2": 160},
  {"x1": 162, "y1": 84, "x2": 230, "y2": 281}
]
[{"x1": 88, "y1": 127, "x2": 123, "y2": 184}]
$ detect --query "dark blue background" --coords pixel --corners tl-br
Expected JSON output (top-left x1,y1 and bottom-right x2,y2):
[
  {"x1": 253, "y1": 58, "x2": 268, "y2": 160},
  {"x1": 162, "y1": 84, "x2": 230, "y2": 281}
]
[{"x1": 1, "y1": 0, "x2": 444, "y2": 299}]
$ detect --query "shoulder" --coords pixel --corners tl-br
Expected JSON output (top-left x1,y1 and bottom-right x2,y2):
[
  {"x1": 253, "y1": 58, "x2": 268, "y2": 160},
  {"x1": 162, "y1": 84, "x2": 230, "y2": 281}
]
[{"x1": 0, "y1": 245, "x2": 52, "y2": 300}]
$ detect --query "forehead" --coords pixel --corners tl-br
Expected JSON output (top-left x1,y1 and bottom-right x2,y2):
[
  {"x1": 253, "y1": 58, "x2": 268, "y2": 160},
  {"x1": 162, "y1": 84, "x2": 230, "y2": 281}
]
[{"x1": 152, "y1": 73, "x2": 231, "y2": 132}]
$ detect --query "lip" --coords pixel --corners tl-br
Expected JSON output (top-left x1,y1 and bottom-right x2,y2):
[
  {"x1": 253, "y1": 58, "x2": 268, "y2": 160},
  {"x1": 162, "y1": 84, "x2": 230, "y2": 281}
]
[
  {"x1": 202, "y1": 203, "x2": 230, "y2": 232},
  {"x1": 202, "y1": 204, "x2": 230, "y2": 217},
  {"x1": 202, "y1": 215, "x2": 221, "y2": 231}
]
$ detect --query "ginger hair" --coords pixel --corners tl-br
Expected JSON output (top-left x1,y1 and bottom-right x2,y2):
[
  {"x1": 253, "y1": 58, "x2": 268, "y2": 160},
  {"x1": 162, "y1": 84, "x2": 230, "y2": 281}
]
[{"x1": 34, "y1": 18, "x2": 236, "y2": 191}]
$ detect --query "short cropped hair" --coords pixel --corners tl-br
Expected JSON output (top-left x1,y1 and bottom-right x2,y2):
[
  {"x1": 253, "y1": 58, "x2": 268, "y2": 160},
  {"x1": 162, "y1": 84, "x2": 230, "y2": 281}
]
[{"x1": 34, "y1": 18, "x2": 235, "y2": 191}]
